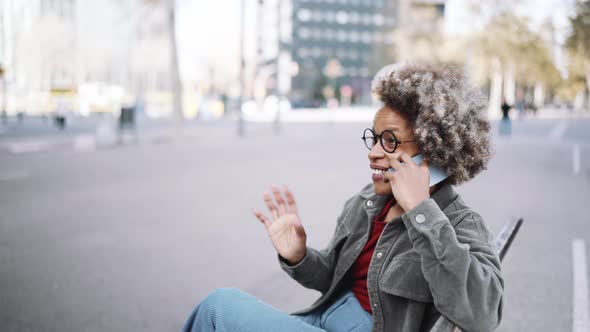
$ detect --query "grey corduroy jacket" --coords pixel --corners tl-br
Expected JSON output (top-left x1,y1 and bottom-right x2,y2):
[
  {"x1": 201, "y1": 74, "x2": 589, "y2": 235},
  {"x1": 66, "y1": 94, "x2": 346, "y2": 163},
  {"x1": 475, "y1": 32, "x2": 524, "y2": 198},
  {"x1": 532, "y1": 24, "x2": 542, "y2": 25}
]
[{"x1": 279, "y1": 183, "x2": 503, "y2": 332}]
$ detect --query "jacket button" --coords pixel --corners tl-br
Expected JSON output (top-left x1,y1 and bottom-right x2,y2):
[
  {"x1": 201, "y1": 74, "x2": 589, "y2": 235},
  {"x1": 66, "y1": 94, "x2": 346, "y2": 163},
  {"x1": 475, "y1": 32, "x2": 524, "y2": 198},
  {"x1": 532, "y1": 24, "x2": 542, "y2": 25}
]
[
  {"x1": 366, "y1": 200, "x2": 373, "y2": 207},
  {"x1": 376, "y1": 252, "x2": 383, "y2": 258},
  {"x1": 415, "y1": 214, "x2": 426, "y2": 224},
  {"x1": 373, "y1": 303, "x2": 378, "y2": 308}
]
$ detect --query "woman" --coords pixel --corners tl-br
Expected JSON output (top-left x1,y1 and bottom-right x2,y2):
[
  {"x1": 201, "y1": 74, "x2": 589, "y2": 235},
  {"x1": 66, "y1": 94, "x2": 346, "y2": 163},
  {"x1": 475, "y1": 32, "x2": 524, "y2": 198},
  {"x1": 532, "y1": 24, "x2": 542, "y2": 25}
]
[{"x1": 182, "y1": 64, "x2": 503, "y2": 332}]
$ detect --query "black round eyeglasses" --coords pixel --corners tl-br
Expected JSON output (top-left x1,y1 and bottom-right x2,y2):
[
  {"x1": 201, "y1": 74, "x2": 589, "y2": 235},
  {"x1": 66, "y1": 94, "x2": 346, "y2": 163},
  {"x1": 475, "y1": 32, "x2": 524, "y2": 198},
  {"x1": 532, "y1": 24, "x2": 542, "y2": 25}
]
[{"x1": 361, "y1": 128, "x2": 415, "y2": 153}]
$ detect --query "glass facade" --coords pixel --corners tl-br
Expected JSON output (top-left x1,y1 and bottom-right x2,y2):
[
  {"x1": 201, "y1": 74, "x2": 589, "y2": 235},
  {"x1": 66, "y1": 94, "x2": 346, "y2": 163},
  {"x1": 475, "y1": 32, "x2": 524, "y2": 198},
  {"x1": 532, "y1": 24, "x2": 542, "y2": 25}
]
[{"x1": 256, "y1": 0, "x2": 398, "y2": 107}]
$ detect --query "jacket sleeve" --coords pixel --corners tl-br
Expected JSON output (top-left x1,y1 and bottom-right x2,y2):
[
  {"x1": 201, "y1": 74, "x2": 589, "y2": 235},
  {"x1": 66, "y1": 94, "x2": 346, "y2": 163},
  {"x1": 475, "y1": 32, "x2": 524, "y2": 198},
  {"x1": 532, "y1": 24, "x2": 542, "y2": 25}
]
[
  {"x1": 401, "y1": 199, "x2": 504, "y2": 332},
  {"x1": 277, "y1": 197, "x2": 354, "y2": 294}
]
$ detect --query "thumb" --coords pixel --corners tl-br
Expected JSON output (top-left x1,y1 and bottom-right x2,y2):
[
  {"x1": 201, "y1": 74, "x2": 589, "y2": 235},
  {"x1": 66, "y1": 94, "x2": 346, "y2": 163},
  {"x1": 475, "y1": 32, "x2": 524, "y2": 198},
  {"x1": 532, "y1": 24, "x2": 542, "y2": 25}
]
[{"x1": 293, "y1": 222, "x2": 306, "y2": 239}]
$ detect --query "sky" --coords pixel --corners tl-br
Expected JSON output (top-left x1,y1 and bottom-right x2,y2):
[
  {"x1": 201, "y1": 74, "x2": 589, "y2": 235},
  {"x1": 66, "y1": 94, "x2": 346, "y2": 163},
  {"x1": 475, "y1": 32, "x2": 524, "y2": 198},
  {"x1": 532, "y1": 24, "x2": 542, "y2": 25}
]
[{"x1": 175, "y1": 0, "x2": 577, "y2": 84}]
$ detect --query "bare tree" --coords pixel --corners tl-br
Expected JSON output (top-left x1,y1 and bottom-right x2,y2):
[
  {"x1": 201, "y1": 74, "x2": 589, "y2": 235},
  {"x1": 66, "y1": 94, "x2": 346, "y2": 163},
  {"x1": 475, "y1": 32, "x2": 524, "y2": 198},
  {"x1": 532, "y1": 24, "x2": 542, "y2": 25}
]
[
  {"x1": 142, "y1": 0, "x2": 183, "y2": 124},
  {"x1": 566, "y1": 0, "x2": 590, "y2": 109}
]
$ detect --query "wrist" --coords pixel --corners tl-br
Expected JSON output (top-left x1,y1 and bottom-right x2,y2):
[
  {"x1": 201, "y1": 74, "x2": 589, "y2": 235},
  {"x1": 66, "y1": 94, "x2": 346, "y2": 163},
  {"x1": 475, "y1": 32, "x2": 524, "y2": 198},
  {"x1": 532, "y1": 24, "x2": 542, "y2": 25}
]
[
  {"x1": 284, "y1": 249, "x2": 307, "y2": 266},
  {"x1": 405, "y1": 196, "x2": 429, "y2": 211}
]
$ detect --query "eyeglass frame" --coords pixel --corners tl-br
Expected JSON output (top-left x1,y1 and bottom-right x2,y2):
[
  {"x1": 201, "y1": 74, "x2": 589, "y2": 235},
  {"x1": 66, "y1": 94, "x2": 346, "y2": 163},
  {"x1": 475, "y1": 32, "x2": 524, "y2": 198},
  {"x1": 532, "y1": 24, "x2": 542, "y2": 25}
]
[{"x1": 361, "y1": 128, "x2": 415, "y2": 153}]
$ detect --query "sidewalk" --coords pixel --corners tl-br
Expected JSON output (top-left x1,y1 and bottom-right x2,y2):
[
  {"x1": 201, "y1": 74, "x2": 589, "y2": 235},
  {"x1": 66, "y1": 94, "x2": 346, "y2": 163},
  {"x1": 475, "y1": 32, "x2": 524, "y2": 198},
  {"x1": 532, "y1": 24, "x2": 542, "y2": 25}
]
[
  {"x1": 240, "y1": 106, "x2": 590, "y2": 123},
  {"x1": 1, "y1": 107, "x2": 588, "y2": 155}
]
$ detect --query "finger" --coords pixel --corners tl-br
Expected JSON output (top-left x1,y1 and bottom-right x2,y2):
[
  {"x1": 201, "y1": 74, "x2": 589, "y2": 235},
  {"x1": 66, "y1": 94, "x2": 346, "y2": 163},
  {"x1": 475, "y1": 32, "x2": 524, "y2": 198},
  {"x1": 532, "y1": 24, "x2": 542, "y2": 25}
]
[
  {"x1": 293, "y1": 223, "x2": 306, "y2": 239},
  {"x1": 253, "y1": 208, "x2": 271, "y2": 229},
  {"x1": 271, "y1": 185, "x2": 287, "y2": 215},
  {"x1": 399, "y1": 152, "x2": 416, "y2": 167},
  {"x1": 388, "y1": 155, "x2": 403, "y2": 170},
  {"x1": 283, "y1": 186, "x2": 298, "y2": 215},
  {"x1": 420, "y1": 158, "x2": 429, "y2": 169},
  {"x1": 263, "y1": 191, "x2": 279, "y2": 220}
]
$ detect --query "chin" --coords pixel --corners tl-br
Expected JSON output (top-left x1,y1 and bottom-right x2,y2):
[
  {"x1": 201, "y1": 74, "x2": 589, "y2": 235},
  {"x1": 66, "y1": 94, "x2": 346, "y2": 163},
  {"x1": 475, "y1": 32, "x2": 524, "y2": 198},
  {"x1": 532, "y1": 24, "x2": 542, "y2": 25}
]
[{"x1": 373, "y1": 183, "x2": 392, "y2": 195}]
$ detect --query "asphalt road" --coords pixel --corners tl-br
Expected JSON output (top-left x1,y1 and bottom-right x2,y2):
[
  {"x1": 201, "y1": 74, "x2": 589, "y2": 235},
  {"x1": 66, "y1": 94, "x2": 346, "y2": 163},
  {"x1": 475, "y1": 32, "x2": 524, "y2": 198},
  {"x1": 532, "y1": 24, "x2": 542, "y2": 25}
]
[{"x1": 1, "y1": 113, "x2": 589, "y2": 331}]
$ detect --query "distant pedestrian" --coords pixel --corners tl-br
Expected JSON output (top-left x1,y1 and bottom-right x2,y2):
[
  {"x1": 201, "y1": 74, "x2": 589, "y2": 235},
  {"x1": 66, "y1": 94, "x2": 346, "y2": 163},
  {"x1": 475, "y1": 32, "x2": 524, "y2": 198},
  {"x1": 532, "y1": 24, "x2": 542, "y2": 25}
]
[
  {"x1": 181, "y1": 64, "x2": 502, "y2": 332},
  {"x1": 54, "y1": 99, "x2": 67, "y2": 130},
  {"x1": 500, "y1": 99, "x2": 512, "y2": 136}
]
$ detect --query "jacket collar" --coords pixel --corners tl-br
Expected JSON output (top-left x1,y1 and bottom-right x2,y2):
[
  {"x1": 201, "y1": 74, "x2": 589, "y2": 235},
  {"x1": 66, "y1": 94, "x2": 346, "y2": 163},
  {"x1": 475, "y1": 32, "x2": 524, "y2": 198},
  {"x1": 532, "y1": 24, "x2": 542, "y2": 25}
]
[{"x1": 359, "y1": 181, "x2": 458, "y2": 213}]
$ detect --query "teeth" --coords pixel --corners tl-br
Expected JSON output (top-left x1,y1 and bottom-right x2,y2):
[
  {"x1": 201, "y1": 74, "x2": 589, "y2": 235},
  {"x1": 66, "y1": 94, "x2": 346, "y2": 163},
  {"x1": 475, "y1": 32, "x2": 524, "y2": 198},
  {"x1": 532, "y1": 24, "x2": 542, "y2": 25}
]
[{"x1": 371, "y1": 168, "x2": 385, "y2": 175}]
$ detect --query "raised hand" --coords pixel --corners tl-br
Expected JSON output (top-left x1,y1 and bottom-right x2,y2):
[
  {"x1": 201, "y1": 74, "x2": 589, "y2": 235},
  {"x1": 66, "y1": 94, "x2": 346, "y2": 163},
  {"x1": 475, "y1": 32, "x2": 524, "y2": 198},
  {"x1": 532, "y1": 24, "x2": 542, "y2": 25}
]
[{"x1": 253, "y1": 185, "x2": 307, "y2": 265}]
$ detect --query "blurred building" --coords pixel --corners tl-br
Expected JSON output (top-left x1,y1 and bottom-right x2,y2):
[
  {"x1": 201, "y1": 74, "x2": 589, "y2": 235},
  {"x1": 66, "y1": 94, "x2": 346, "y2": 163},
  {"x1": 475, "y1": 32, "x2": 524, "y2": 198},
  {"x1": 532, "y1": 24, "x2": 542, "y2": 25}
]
[
  {"x1": 0, "y1": 0, "x2": 181, "y2": 117},
  {"x1": 1, "y1": 0, "x2": 77, "y2": 115},
  {"x1": 256, "y1": 0, "x2": 398, "y2": 108},
  {"x1": 394, "y1": 0, "x2": 448, "y2": 64},
  {"x1": 398, "y1": 0, "x2": 445, "y2": 35}
]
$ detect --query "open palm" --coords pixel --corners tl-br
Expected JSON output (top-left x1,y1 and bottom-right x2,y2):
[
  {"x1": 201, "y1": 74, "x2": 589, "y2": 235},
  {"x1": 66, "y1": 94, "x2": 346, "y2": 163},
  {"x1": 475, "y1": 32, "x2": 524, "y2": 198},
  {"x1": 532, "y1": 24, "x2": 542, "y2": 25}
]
[{"x1": 253, "y1": 186, "x2": 307, "y2": 265}]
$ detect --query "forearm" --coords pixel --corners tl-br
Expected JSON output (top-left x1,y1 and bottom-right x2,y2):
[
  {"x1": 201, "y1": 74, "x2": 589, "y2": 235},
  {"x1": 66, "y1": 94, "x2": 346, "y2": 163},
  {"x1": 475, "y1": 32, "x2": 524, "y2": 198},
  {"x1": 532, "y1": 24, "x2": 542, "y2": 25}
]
[
  {"x1": 278, "y1": 246, "x2": 335, "y2": 293},
  {"x1": 402, "y1": 199, "x2": 504, "y2": 332}
]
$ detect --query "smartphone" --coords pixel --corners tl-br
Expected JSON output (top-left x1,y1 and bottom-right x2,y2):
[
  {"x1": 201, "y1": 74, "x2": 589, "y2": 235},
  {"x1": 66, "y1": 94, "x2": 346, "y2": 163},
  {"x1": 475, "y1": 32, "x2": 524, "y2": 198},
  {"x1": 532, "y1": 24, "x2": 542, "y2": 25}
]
[{"x1": 388, "y1": 154, "x2": 448, "y2": 186}]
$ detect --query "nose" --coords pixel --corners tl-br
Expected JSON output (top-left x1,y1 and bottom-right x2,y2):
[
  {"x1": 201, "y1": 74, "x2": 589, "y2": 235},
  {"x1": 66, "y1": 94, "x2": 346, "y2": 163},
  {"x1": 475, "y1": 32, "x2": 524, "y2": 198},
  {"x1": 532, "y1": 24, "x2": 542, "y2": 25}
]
[
  {"x1": 368, "y1": 142, "x2": 385, "y2": 161},
  {"x1": 368, "y1": 144, "x2": 402, "y2": 163}
]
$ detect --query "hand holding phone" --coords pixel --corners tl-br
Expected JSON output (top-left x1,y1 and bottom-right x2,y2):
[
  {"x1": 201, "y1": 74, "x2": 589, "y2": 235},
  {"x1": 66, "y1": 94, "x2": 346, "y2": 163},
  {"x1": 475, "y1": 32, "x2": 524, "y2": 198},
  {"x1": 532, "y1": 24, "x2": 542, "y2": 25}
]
[{"x1": 388, "y1": 153, "x2": 448, "y2": 187}]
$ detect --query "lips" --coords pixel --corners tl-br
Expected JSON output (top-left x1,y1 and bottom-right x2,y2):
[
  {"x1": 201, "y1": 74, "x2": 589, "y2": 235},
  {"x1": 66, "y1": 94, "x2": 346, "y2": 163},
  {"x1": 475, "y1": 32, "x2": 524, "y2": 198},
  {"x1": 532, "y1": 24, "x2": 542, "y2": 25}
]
[{"x1": 371, "y1": 166, "x2": 388, "y2": 182}]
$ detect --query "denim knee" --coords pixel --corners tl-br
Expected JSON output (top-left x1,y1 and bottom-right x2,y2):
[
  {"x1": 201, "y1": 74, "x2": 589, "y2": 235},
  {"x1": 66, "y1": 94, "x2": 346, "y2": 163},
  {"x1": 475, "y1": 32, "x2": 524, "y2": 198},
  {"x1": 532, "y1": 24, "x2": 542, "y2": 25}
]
[{"x1": 201, "y1": 287, "x2": 244, "y2": 309}]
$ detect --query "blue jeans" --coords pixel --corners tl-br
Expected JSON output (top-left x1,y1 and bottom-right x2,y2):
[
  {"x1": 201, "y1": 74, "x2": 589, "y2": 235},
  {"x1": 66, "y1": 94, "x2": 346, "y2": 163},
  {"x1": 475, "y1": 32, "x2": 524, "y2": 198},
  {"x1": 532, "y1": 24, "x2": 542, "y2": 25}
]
[{"x1": 182, "y1": 288, "x2": 373, "y2": 332}]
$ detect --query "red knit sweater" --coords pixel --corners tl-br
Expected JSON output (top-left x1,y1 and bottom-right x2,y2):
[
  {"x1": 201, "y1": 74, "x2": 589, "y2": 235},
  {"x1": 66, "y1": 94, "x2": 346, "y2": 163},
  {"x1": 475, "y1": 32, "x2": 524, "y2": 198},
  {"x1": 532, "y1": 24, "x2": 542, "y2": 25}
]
[{"x1": 350, "y1": 197, "x2": 395, "y2": 313}]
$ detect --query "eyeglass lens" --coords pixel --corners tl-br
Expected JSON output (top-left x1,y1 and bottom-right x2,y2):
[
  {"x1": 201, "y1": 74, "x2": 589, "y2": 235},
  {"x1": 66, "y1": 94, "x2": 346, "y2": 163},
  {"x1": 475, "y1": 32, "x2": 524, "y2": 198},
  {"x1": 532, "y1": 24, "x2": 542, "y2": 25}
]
[{"x1": 362, "y1": 129, "x2": 398, "y2": 153}]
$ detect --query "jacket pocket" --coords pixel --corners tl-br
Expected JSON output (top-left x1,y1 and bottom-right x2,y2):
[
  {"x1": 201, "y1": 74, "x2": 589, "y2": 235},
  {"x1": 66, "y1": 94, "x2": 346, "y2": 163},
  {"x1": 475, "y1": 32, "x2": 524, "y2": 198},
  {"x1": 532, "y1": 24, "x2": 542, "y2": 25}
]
[{"x1": 379, "y1": 258, "x2": 433, "y2": 303}]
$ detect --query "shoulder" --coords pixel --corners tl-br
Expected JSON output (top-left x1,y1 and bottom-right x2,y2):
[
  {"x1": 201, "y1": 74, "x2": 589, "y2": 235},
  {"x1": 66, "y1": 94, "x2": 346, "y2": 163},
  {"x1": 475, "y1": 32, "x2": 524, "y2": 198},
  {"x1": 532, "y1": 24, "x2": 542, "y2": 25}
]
[
  {"x1": 334, "y1": 183, "x2": 375, "y2": 229},
  {"x1": 444, "y1": 194, "x2": 494, "y2": 245},
  {"x1": 341, "y1": 183, "x2": 374, "y2": 211}
]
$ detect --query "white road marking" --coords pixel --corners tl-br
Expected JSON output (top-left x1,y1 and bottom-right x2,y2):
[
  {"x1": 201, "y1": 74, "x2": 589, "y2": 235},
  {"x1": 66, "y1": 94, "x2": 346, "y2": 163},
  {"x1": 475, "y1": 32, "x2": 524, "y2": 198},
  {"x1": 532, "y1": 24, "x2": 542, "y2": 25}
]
[
  {"x1": 7, "y1": 140, "x2": 52, "y2": 154},
  {"x1": 573, "y1": 145, "x2": 581, "y2": 176},
  {"x1": 549, "y1": 120, "x2": 568, "y2": 140},
  {"x1": 0, "y1": 170, "x2": 29, "y2": 181},
  {"x1": 572, "y1": 239, "x2": 590, "y2": 332},
  {"x1": 74, "y1": 135, "x2": 96, "y2": 152}
]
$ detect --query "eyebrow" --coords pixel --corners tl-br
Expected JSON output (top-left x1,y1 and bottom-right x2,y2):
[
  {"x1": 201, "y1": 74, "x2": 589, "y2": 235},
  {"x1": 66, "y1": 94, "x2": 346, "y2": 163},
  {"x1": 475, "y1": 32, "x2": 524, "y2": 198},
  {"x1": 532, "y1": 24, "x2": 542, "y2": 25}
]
[{"x1": 372, "y1": 126, "x2": 400, "y2": 132}]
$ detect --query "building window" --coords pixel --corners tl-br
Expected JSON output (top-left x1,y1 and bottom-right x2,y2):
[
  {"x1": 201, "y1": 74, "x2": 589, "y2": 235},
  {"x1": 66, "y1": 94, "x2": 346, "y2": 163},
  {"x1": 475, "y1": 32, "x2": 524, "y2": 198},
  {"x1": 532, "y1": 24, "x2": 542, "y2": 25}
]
[
  {"x1": 349, "y1": 31, "x2": 359, "y2": 43},
  {"x1": 360, "y1": 67, "x2": 370, "y2": 77},
  {"x1": 374, "y1": 32, "x2": 383, "y2": 43},
  {"x1": 373, "y1": 14, "x2": 384, "y2": 26},
  {"x1": 312, "y1": 28, "x2": 321, "y2": 40},
  {"x1": 361, "y1": 31, "x2": 372, "y2": 43},
  {"x1": 336, "y1": 11, "x2": 349, "y2": 24},
  {"x1": 298, "y1": 9, "x2": 311, "y2": 22},
  {"x1": 312, "y1": 10, "x2": 322, "y2": 22},
  {"x1": 325, "y1": 29, "x2": 334, "y2": 40},
  {"x1": 298, "y1": 28, "x2": 310, "y2": 39},
  {"x1": 325, "y1": 11, "x2": 335, "y2": 23},
  {"x1": 311, "y1": 47, "x2": 322, "y2": 57}
]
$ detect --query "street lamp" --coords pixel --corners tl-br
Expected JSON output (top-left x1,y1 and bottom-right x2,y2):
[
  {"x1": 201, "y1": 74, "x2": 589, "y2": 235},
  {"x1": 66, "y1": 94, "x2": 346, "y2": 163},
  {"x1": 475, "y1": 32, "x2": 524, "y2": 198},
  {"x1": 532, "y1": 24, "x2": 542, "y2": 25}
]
[{"x1": 237, "y1": 0, "x2": 246, "y2": 137}]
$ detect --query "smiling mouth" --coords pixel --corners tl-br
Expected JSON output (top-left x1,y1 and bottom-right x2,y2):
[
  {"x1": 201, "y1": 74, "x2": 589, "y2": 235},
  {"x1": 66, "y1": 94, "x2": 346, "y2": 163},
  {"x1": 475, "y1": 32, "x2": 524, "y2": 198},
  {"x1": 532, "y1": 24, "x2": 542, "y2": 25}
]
[{"x1": 371, "y1": 168, "x2": 386, "y2": 175}]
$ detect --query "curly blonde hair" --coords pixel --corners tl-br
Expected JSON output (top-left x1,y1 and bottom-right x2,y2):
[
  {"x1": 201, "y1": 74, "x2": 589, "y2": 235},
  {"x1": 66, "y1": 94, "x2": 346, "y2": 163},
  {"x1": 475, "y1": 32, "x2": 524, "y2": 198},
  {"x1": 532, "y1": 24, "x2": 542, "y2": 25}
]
[{"x1": 371, "y1": 63, "x2": 493, "y2": 185}]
